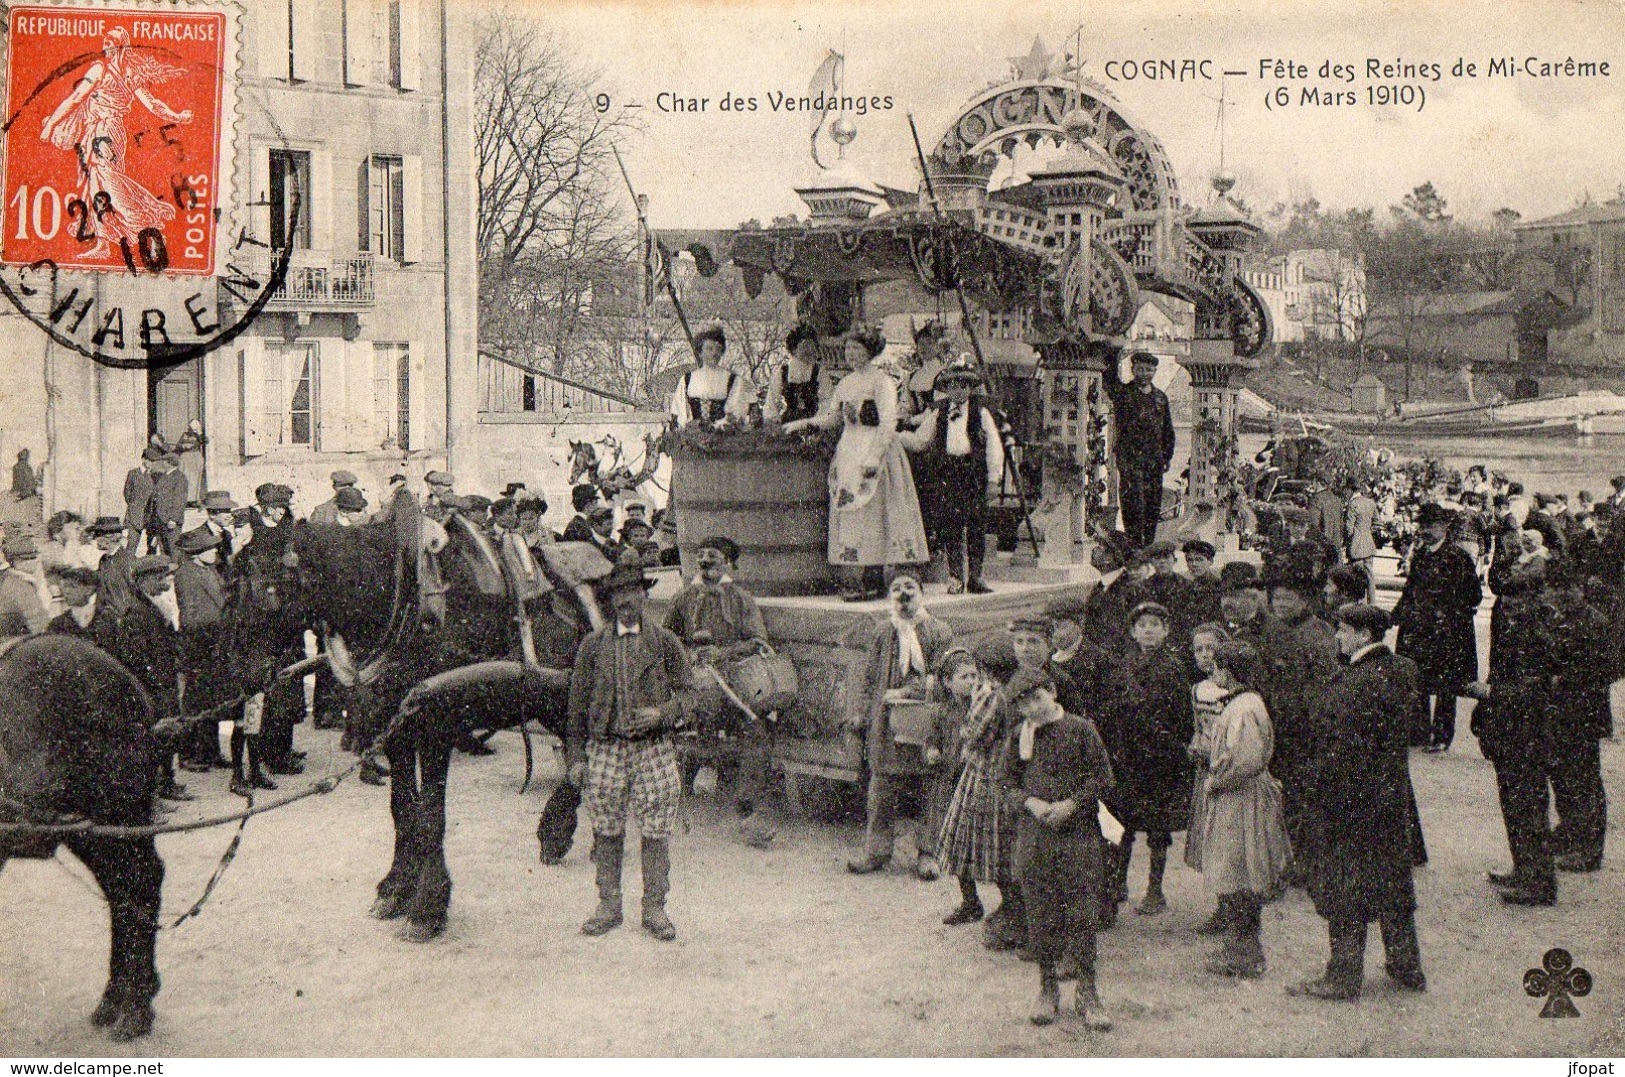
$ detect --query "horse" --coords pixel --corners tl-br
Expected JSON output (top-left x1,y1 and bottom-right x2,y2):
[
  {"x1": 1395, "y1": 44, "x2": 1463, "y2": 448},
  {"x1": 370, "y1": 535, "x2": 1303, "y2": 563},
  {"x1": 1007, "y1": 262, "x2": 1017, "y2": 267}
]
[
  {"x1": 290, "y1": 491, "x2": 595, "y2": 941},
  {"x1": 0, "y1": 634, "x2": 165, "y2": 1041}
]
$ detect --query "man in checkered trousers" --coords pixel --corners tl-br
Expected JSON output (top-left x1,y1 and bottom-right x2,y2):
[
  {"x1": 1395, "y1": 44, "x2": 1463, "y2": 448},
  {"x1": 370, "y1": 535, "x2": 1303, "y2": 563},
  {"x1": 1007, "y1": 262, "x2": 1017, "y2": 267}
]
[{"x1": 566, "y1": 554, "x2": 696, "y2": 941}]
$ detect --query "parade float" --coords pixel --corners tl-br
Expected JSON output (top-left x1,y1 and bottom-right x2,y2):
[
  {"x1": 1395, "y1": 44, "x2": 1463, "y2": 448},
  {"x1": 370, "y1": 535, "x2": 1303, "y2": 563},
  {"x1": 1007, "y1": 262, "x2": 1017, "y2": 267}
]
[{"x1": 651, "y1": 41, "x2": 1273, "y2": 803}]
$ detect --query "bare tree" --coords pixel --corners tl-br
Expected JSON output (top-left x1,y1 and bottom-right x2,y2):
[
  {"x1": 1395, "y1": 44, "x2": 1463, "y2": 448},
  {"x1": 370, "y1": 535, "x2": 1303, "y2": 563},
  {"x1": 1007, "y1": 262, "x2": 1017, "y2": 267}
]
[{"x1": 475, "y1": 10, "x2": 640, "y2": 370}]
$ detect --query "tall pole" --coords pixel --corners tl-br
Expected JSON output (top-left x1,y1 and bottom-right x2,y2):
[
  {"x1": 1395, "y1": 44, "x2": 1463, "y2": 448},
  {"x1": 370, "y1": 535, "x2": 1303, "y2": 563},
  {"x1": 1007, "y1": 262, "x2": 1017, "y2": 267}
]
[
  {"x1": 615, "y1": 146, "x2": 699, "y2": 359},
  {"x1": 907, "y1": 113, "x2": 1040, "y2": 559}
]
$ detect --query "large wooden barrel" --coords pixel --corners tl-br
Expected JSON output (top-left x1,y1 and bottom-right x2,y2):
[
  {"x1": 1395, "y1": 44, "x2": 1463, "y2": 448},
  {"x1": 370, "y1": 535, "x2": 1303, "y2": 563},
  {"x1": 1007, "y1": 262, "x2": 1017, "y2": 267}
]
[{"x1": 670, "y1": 436, "x2": 836, "y2": 596}]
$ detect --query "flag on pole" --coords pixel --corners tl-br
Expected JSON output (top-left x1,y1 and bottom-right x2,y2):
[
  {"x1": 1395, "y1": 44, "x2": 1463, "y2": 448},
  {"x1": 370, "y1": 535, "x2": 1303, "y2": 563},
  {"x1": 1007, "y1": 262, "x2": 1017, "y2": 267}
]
[{"x1": 808, "y1": 49, "x2": 845, "y2": 168}]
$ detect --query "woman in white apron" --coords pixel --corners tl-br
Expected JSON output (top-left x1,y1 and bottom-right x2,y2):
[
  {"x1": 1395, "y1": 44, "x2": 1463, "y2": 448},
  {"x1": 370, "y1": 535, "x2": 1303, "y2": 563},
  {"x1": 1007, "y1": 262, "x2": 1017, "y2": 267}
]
[{"x1": 784, "y1": 325, "x2": 929, "y2": 601}]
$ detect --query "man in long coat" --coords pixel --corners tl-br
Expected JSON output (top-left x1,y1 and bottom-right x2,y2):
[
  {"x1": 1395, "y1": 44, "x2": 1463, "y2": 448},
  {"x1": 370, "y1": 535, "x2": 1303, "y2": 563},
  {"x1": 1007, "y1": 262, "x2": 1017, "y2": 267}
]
[
  {"x1": 1259, "y1": 567, "x2": 1340, "y2": 880},
  {"x1": 1290, "y1": 603, "x2": 1426, "y2": 1000},
  {"x1": 846, "y1": 573, "x2": 956, "y2": 878},
  {"x1": 1106, "y1": 352, "x2": 1176, "y2": 549},
  {"x1": 1468, "y1": 555, "x2": 1560, "y2": 905},
  {"x1": 1547, "y1": 574, "x2": 1612, "y2": 873},
  {"x1": 1393, "y1": 503, "x2": 1481, "y2": 751},
  {"x1": 174, "y1": 526, "x2": 232, "y2": 771}
]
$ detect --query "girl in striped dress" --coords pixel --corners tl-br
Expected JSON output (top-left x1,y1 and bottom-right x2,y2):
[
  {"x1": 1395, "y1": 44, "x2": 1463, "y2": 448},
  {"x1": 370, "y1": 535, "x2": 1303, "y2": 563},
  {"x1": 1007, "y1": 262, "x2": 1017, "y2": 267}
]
[
  {"x1": 1185, "y1": 623, "x2": 1231, "y2": 932},
  {"x1": 934, "y1": 648, "x2": 1014, "y2": 926}
]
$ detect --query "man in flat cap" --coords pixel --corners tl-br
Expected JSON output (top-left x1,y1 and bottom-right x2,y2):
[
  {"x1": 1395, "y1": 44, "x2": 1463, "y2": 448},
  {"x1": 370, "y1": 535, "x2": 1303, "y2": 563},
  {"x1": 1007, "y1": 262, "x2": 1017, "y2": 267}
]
[
  {"x1": 102, "y1": 556, "x2": 191, "y2": 801},
  {"x1": 1106, "y1": 352, "x2": 1176, "y2": 549},
  {"x1": 0, "y1": 535, "x2": 50, "y2": 636},
  {"x1": 423, "y1": 470, "x2": 456, "y2": 515},
  {"x1": 310, "y1": 470, "x2": 361, "y2": 526},
  {"x1": 146, "y1": 454, "x2": 188, "y2": 557},
  {"x1": 1259, "y1": 565, "x2": 1339, "y2": 878},
  {"x1": 45, "y1": 565, "x2": 104, "y2": 637},
  {"x1": 664, "y1": 535, "x2": 777, "y2": 848},
  {"x1": 1393, "y1": 501, "x2": 1481, "y2": 753},
  {"x1": 1138, "y1": 540, "x2": 1197, "y2": 650},
  {"x1": 1291, "y1": 603, "x2": 1427, "y2": 1000},
  {"x1": 900, "y1": 356, "x2": 1004, "y2": 595},
  {"x1": 1218, "y1": 561, "x2": 1270, "y2": 650},
  {"x1": 121, "y1": 446, "x2": 164, "y2": 553},
  {"x1": 87, "y1": 515, "x2": 139, "y2": 620},
  {"x1": 1264, "y1": 504, "x2": 1340, "y2": 593},
  {"x1": 174, "y1": 526, "x2": 232, "y2": 771}
]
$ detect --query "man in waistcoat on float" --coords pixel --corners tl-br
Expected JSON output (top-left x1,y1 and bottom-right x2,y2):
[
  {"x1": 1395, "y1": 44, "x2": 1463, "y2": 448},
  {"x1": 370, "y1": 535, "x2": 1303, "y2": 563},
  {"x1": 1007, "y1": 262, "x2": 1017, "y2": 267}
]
[{"x1": 900, "y1": 356, "x2": 1004, "y2": 595}]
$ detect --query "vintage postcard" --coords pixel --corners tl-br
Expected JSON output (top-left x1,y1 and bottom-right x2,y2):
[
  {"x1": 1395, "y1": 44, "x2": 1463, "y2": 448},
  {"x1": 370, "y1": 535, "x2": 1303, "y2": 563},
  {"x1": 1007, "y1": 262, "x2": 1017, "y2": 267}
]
[{"x1": 0, "y1": 0, "x2": 1621, "y2": 1063}]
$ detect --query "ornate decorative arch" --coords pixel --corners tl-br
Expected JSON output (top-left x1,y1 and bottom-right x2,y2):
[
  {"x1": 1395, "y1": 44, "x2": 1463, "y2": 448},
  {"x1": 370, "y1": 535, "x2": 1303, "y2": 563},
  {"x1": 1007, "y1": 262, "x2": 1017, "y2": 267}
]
[{"x1": 930, "y1": 79, "x2": 1182, "y2": 214}]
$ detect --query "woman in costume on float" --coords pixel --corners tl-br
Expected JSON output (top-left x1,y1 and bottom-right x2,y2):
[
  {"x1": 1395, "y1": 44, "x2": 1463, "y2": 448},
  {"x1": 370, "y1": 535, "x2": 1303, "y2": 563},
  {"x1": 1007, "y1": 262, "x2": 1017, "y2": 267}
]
[
  {"x1": 669, "y1": 324, "x2": 751, "y2": 427},
  {"x1": 783, "y1": 324, "x2": 930, "y2": 602},
  {"x1": 763, "y1": 324, "x2": 829, "y2": 426}
]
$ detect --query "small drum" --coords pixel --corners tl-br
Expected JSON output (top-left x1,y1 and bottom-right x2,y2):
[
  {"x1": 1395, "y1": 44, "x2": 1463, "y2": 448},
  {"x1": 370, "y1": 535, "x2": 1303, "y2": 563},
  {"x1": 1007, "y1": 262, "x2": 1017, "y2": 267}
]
[
  {"x1": 724, "y1": 652, "x2": 799, "y2": 714},
  {"x1": 887, "y1": 699, "x2": 939, "y2": 748}
]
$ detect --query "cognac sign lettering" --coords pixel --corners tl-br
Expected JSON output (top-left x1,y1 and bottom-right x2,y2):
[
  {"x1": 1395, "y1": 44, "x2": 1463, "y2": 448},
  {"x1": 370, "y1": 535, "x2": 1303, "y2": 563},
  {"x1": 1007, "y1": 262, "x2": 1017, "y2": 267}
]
[{"x1": 2, "y1": 6, "x2": 225, "y2": 276}]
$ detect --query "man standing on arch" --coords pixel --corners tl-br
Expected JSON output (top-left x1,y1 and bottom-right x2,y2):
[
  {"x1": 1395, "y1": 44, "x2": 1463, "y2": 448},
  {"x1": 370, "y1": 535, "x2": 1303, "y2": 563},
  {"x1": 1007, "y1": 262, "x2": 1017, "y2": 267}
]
[{"x1": 1107, "y1": 352, "x2": 1176, "y2": 550}]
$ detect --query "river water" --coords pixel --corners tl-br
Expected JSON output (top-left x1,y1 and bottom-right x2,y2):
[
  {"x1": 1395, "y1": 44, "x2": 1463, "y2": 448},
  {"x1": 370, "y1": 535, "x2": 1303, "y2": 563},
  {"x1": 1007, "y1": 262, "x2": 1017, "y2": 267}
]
[{"x1": 1237, "y1": 431, "x2": 1625, "y2": 498}]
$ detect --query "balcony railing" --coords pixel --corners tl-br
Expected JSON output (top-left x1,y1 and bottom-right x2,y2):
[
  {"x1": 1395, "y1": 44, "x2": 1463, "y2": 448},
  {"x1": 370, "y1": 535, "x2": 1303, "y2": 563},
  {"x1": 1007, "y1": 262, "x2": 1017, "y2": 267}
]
[{"x1": 238, "y1": 251, "x2": 376, "y2": 310}]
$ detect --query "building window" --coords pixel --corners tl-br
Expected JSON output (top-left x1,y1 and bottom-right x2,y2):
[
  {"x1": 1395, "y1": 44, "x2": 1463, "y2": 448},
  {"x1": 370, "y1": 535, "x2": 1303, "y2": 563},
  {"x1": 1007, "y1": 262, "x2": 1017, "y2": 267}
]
[
  {"x1": 365, "y1": 155, "x2": 405, "y2": 261},
  {"x1": 521, "y1": 374, "x2": 537, "y2": 412},
  {"x1": 372, "y1": 342, "x2": 411, "y2": 449},
  {"x1": 268, "y1": 149, "x2": 312, "y2": 251},
  {"x1": 264, "y1": 341, "x2": 320, "y2": 449}
]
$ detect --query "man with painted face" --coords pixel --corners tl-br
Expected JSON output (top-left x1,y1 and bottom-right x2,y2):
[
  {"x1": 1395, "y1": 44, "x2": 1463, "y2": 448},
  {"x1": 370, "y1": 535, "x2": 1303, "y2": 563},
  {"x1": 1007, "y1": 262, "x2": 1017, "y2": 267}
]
[
  {"x1": 566, "y1": 554, "x2": 695, "y2": 941},
  {"x1": 847, "y1": 573, "x2": 956, "y2": 877},
  {"x1": 663, "y1": 535, "x2": 777, "y2": 848},
  {"x1": 1106, "y1": 352, "x2": 1176, "y2": 549}
]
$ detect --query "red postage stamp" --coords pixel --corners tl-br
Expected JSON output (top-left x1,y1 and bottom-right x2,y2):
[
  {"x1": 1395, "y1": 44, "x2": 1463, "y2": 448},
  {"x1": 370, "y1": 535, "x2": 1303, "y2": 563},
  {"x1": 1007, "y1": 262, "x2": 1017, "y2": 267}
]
[{"x1": 2, "y1": 5, "x2": 226, "y2": 276}]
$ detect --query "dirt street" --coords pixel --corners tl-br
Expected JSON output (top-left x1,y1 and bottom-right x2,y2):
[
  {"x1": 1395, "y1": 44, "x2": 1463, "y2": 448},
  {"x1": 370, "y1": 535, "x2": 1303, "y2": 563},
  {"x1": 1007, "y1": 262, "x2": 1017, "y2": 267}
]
[{"x1": 2, "y1": 725, "x2": 1621, "y2": 1057}]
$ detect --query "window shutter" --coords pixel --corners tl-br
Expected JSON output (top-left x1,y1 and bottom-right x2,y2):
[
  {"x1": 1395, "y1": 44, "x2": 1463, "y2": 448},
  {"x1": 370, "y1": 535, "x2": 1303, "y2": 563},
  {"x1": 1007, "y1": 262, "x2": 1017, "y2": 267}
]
[
  {"x1": 250, "y1": 144, "x2": 273, "y2": 250},
  {"x1": 401, "y1": 154, "x2": 424, "y2": 263},
  {"x1": 358, "y1": 158, "x2": 373, "y2": 252},
  {"x1": 349, "y1": 339, "x2": 384, "y2": 451},
  {"x1": 259, "y1": 0, "x2": 290, "y2": 78},
  {"x1": 343, "y1": 0, "x2": 372, "y2": 86},
  {"x1": 309, "y1": 147, "x2": 332, "y2": 251},
  {"x1": 403, "y1": 340, "x2": 418, "y2": 450},
  {"x1": 241, "y1": 337, "x2": 270, "y2": 456},
  {"x1": 397, "y1": 0, "x2": 422, "y2": 90},
  {"x1": 290, "y1": 0, "x2": 317, "y2": 82}
]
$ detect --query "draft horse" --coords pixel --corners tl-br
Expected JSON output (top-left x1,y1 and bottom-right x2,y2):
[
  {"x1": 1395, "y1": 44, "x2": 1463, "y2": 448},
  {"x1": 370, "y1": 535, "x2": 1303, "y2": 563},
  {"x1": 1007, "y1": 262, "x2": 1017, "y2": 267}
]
[{"x1": 292, "y1": 493, "x2": 596, "y2": 941}]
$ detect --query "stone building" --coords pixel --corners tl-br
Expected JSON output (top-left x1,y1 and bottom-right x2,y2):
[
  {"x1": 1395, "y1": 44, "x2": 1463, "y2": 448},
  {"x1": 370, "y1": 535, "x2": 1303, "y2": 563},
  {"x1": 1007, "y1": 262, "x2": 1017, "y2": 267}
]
[{"x1": 0, "y1": 0, "x2": 477, "y2": 521}]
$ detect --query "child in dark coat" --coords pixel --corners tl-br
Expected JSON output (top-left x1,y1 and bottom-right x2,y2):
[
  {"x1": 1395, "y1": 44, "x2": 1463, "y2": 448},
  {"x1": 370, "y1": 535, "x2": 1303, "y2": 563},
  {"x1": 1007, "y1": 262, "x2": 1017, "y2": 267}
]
[
  {"x1": 1001, "y1": 669, "x2": 1115, "y2": 1030},
  {"x1": 1109, "y1": 601, "x2": 1195, "y2": 915}
]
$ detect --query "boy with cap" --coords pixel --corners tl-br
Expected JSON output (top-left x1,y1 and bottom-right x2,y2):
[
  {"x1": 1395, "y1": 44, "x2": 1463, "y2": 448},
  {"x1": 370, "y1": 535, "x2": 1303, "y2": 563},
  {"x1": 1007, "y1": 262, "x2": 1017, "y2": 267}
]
[
  {"x1": 1218, "y1": 562, "x2": 1270, "y2": 649},
  {"x1": 1182, "y1": 539, "x2": 1223, "y2": 626},
  {"x1": 561, "y1": 485, "x2": 605, "y2": 544},
  {"x1": 998, "y1": 669, "x2": 1115, "y2": 1029},
  {"x1": 1139, "y1": 540, "x2": 1197, "y2": 649},
  {"x1": 1108, "y1": 601, "x2": 1193, "y2": 917},
  {"x1": 566, "y1": 555, "x2": 695, "y2": 941},
  {"x1": 899, "y1": 356, "x2": 1004, "y2": 595}
]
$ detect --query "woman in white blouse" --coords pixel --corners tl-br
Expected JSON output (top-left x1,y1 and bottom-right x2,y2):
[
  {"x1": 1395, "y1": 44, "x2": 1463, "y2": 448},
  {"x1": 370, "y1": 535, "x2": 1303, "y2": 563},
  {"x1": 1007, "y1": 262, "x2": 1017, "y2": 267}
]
[
  {"x1": 783, "y1": 325, "x2": 929, "y2": 601},
  {"x1": 670, "y1": 324, "x2": 750, "y2": 428}
]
